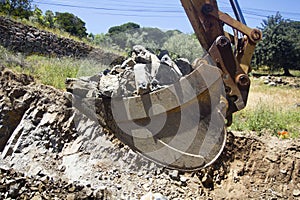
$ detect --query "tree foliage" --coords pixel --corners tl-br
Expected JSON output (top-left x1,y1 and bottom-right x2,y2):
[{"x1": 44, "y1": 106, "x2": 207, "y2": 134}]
[
  {"x1": 29, "y1": 9, "x2": 87, "y2": 38},
  {"x1": 44, "y1": 10, "x2": 56, "y2": 28},
  {"x1": 108, "y1": 22, "x2": 140, "y2": 35},
  {"x1": 29, "y1": 6, "x2": 44, "y2": 25},
  {"x1": 55, "y1": 12, "x2": 87, "y2": 38},
  {"x1": 252, "y1": 13, "x2": 300, "y2": 75},
  {"x1": 90, "y1": 22, "x2": 202, "y2": 62},
  {"x1": 163, "y1": 32, "x2": 203, "y2": 62},
  {"x1": 91, "y1": 23, "x2": 184, "y2": 53},
  {"x1": 0, "y1": 0, "x2": 32, "y2": 18}
]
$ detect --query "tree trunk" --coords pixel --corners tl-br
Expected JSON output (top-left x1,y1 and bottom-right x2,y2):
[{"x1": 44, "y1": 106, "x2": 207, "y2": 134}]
[{"x1": 283, "y1": 68, "x2": 293, "y2": 76}]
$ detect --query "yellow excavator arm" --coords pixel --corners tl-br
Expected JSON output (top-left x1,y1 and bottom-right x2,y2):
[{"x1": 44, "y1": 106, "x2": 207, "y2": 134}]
[{"x1": 181, "y1": 0, "x2": 262, "y2": 125}]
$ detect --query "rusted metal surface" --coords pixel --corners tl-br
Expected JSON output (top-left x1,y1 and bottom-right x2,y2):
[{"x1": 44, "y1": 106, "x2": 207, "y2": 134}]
[
  {"x1": 180, "y1": 0, "x2": 224, "y2": 50},
  {"x1": 181, "y1": 0, "x2": 261, "y2": 124},
  {"x1": 96, "y1": 63, "x2": 228, "y2": 171}
]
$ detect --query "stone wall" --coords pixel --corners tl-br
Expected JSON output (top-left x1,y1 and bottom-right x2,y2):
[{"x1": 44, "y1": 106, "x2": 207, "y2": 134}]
[{"x1": 0, "y1": 16, "x2": 121, "y2": 64}]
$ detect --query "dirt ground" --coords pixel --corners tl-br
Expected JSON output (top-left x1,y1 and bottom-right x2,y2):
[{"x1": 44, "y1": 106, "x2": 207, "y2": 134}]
[{"x1": 0, "y1": 66, "x2": 300, "y2": 199}]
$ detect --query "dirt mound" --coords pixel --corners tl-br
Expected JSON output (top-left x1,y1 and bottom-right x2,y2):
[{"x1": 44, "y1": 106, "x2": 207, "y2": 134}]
[{"x1": 0, "y1": 66, "x2": 300, "y2": 199}]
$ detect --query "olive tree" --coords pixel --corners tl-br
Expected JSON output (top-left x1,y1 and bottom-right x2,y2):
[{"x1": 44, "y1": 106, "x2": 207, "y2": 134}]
[
  {"x1": 252, "y1": 13, "x2": 300, "y2": 76},
  {"x1": 163, "y1": 32, "x2": 204, "y2": 62}
]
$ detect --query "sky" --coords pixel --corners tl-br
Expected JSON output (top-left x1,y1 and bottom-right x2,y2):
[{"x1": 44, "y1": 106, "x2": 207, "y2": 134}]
[{"x1": 32, "y1": 0, "x2": 300, "y2": 34}]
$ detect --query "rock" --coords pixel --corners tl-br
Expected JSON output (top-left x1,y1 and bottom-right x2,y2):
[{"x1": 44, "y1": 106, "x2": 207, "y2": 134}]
[
  {"x1": 119, "y1": 69, "x2": 136, "y2": 97},
  {"x1": 280, "y1": 169, "x2": 287, "y2": 174},
  {"x1": 31, "y1": 194, "x2": 42, "y2": 200},
  {"x1": 66, "y1": 193, "x2": 76, "y2": 200},
  {"x1": 94, "y1": 186, "x2": 108, "y2": 199},
  {"x1": 175, "y1": 58, "x2": 193, "y2": 76},
  {"x1": 33, "y1": 31, "x2": 40, "y2": 36},
  {"x1": 137, "y1": 171, "x2": 143, "y2": 177},
  {"x1": 276, "y1": 77, "x2": 283, "y2": 83},
  {"x1": 40, "y1": 176, "x2": 49, "y2": 184},
  {"x1": 154, "y1": 63, "x2": 182, "y2": 85},
  {"x1": 266, "y1": 153, "x2": 279, "y2": 162},
  {"x1": 263, "y1": 79, "x2": 268, "y2": 84},
  {"x1": 110, "y1": 65, "x2": 125, "y2": 75},
  {"x1": 9, "y1": 183, "x2": 20, "y2": 198},
  {"x1": 133, "y1": 64, "x2": 151, "y2": 95},
  {"x1": 121, "y1": 58, "x2": 136, "y2": 69},
  {"x1": 169, "y1": 170, "x2": 179, "y2": 180},
  {"x1": 65, "y1": 78, "x2": 98, "y2": 98},
  {"x1": 201, "y1": 174, "x2": 214, "y2": 189},
  {"x1": 268, "y1": 81, "x2": 277, "y2": 87},
  {"x1": 59, "y1": 165, "x2": 66, "y2": 172},
  {"x1": 99, "y1": 74, "x2": 120, "y2": 97},
  {"x1": 160, "y1": 54, "x2": 182, "y2": 76},
  {"x1": 83, "y1": 187, "x2": 93, "y2": 197},
  {"x1": 141, "y1": 192, "x2": 168, "y2": 200},
  {"x1": 26, "y1": 32, "x2": 35, "y2": 38},
  {"x1": 132, "y1": 45, "x2": 152, "y2": 64},
  {"x1": 77, "y1": 187, "x2": 93, "y2": 199},
  {"x1": 68, "y1": 185, "x2": 76, "y2": 192},
  {"x1": 180, "y1": 175, "x2": 188, "y2": 183},
  {"x1": 157, "y1": 50, "x2": 169, "y2": 60},
  {"x1": 116, "y1": 184, "x2": 122, "y2": 190},
  {"x1": 142, "y1": 183, "x2": 151, "y2": 192},
  {"x1": 293, "y1": 189, "x2": 300, "y2": 197}
]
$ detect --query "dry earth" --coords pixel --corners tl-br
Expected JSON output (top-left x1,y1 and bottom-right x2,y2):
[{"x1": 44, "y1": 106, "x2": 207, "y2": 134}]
[{"x1": 0, "y1": 66, "x2": 300, "y2": 199}]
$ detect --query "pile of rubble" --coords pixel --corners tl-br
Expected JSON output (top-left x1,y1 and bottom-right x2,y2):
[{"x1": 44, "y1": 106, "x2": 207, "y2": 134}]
[
  {"x1": 0, "y1": 166, "x2": 112, "y2": 200},
  {"x1": 262, "y1": 76, "x2": 289, "y2": 87},
  {"x1": 261, "y1": 75, "x2": 300, "y2": 88},
  {"x1": 98, "y1": 45, "x2": 193, "y2": 97}
]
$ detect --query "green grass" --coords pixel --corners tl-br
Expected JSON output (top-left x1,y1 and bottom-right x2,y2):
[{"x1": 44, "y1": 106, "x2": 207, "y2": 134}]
[
  {"x1": 290, "y1": 70, "x2": 300, "y2": 77},
  {"x1": 0, "y1": 46, "x2": 108, "y2": 89},
  {"x1": 25, "y1": 55, "x2": 109, "y2": 89},
  {"x1": 229, "y1": 77, "x2": 300, "y2": 138},
  {"x1": 230, "y1": 103, "x2": 300, "y2": 138}
]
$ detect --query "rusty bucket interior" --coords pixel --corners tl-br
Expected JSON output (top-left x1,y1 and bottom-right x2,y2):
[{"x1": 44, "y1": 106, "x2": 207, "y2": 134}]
[{"x1": 97, "y1": 61, "x2": 228, "y2": 171}]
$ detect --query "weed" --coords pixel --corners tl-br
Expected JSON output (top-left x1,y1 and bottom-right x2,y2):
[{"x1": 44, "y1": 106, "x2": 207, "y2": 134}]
[
  {"x1": 230, "y1": 77, "x2": 300, "y2": 138},
  {"x1": 24, "y1": 55, "x2": 108, "y2": 89},
  {"x1": 231, "y1": 104, "x2": 299, "y2": 137},
  {"x1": 0, "y1": 46, "x2": 108, "y2": 89}
]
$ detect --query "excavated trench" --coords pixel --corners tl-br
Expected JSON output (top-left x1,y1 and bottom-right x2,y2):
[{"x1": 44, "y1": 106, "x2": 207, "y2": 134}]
[{"x1": 0, "y1": 65, "x2": 300, "y2": 199}]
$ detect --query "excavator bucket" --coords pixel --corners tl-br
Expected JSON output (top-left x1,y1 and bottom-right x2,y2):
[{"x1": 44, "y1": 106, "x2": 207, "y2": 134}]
[
  {"x1": 68, "y1": 0, "x2": 260, "y2": 171},
  {"x1": 100, "y1": 61, "x2": 228, "y2": 171}
]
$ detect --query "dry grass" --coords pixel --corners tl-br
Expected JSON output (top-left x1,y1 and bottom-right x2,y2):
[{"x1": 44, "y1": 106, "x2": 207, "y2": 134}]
[
  {"x1": 230, "y1": 77, "x2": 300, "y2": 138},
  {"x1": 247, "y1": 78, "x2": 300, "y2": 110}
]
